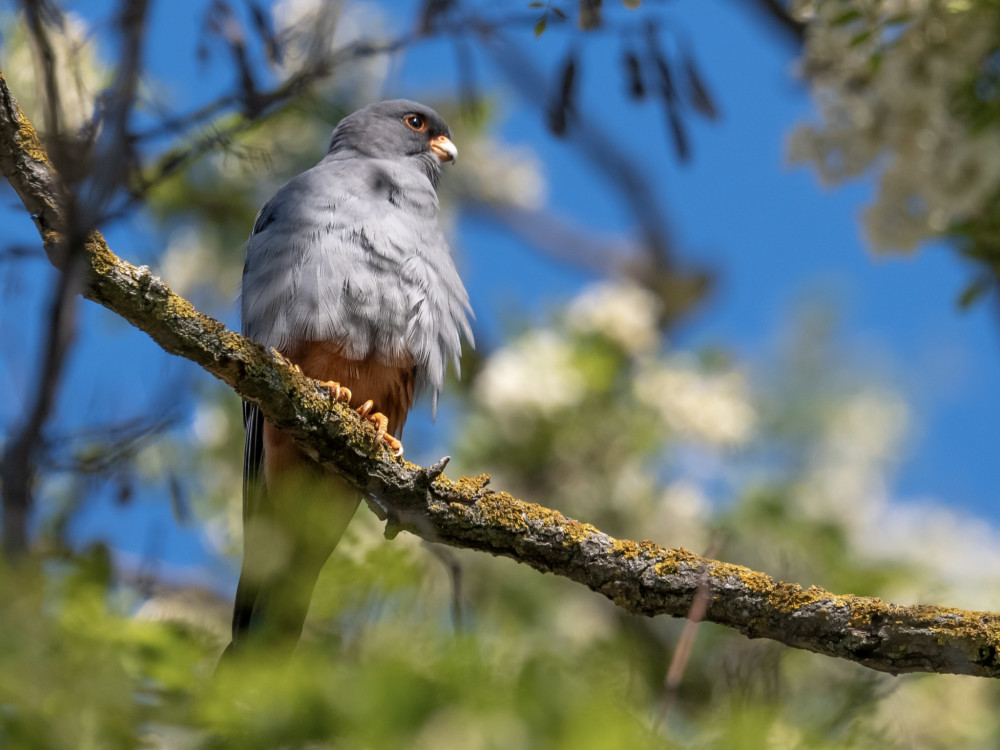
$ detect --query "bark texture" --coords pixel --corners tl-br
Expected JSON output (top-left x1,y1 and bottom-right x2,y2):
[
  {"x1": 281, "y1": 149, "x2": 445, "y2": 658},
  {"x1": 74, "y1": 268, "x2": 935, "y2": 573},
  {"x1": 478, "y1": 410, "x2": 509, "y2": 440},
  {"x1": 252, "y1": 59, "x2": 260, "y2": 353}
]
[{"x1": 3, "y1": 71, "x2": 999, "y2": 679}]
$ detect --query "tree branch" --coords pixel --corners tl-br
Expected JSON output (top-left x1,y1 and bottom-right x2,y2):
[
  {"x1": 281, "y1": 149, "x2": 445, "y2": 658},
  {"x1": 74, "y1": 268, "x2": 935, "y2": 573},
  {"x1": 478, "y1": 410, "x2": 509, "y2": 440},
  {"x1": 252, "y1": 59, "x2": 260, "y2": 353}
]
[{"x1": 3, "y1": 70, "x2": 1000, "y2": 679}]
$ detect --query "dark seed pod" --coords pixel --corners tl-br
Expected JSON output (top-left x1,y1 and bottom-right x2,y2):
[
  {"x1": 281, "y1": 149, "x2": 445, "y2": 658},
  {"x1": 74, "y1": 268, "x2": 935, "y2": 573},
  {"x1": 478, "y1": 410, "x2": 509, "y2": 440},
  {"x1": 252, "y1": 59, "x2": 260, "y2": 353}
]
[
  {"x1": 546, "y1": 52, "x2": 577, "y2": 137},
  {"x1": 579, "y1": 0, "x2": 603, "y2": 30},
  {"x1": 559, "y1": 54, "x2": 578, "y2": 106},
  {"x1": 419, "y1": 0, "x2": 457, "y2": 35},
  {"x1": 666, "y1": 104, "x2": 690, "y2": 162},
  {"x1": 249, "y1": 1, "x2": 282, "y2": 66},
  {"x1": 655, "y1": 55, "x2": 676, "y2": 102},
  {"x1": 624, "y1": 50, "x2": 645, "y2": 99},
  {"x1": 684, "y1": 53, "x2": 719, "y2": 120},
  {"x1": 548, "y1": 103, "x2": 568, "y2": 136}
]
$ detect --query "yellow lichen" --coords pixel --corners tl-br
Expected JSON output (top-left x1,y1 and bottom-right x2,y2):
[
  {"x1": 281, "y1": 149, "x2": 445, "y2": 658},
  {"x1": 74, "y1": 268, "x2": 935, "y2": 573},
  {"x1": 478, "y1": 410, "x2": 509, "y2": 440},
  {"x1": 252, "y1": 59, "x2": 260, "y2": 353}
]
[
  {"x1": 163, "y1": 291, "x2": 200, "y2": 319},
  {"x1": 452, "y1": 474, "x2": 491, "y2": 498},
  {"x1": 521, "y1": 502, "x2": 564, "y2": 527},
  {"x1": 561, "y1": 519, "x2": 598, "y2": 545},
  {"x1": 218, "y1": 329, "x2": 248, "y2": 354},
  {"x1": 84, "y1": 235, "x2": 121, "y2": 277},
  {"x1": 611, "y1": 539, "x2": 641, "y2": 558},
  {"x1": 475, "y1": 492, "x2": 527, "y2": 530},
  {"x1": 639, "y1": 539, "x2": 666, "y2": 557},
  {"x1": 14, "y1": 101, "x2": 51, "y2": 166},
  {"x1": 611, "y1": 538, "x2": 664, "y2": 559},
  {"x1": 707, "y1": 563, "x2": 774, "y2": 594},
  {"x1": 652, "y1": 547, "x2": 700, "y2": 576},
  {"x1": 766, "y1": 584, "x2": 855, "y2": 614}
]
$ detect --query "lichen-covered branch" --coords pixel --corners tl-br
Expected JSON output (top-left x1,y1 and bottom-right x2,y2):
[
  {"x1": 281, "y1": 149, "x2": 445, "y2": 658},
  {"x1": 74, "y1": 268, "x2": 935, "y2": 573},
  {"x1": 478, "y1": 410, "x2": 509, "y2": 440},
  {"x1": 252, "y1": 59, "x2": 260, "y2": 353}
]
[{"x1": 3, "y1": 71, "x2": 1000, "y2": 679}]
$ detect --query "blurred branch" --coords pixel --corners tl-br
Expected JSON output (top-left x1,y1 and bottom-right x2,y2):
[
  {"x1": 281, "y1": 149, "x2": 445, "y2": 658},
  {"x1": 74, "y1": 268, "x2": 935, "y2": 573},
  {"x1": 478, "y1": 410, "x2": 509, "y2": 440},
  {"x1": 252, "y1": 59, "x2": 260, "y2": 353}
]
[
  {"x1": 0, "y1": 0, "x2": 153, "y2": 559},
  {"x1": 18, "y1": 0, "x2": 65, "y2": 144},
  {"x1": 0, "y1": 233, "x2": 82, "y2": 560},
  {"x1": 741, "y1": 0, "x2": 805, "y2": 44},
  {"x1": 5, "y1": 71, "x2": 1000, "y2": 680},
  {"x1": 0, "y1": 16, "x2": 89, "y2": 556}
]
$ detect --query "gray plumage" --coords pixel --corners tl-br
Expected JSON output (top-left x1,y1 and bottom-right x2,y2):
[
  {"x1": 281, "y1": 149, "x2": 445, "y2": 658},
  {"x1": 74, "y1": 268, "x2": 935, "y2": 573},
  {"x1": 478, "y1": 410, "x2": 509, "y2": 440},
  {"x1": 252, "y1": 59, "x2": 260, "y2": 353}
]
[{"x1": 241, "y1": 99, "x2": 473, "y2": 409}]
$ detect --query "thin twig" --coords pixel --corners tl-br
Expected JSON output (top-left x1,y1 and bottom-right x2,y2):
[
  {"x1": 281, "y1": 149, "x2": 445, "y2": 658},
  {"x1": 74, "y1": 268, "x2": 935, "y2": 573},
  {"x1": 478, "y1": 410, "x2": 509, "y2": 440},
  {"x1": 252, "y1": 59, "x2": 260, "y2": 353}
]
[
  {"x1": 654, "y1": 535, "x2": 725, "y2": 732},
  {"x1": 0, "y1": 247, "x2": 85, "y2": 559},
  {"x1": 423, "y1": 542, "x2": 465, "y2": 633}
]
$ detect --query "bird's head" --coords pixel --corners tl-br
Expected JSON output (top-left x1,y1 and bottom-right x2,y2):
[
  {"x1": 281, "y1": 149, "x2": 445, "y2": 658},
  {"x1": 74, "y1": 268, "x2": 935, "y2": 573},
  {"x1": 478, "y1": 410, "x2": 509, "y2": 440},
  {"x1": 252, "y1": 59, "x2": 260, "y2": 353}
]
[{"x1": 328, "y1": 99, "x2": 457, "y2": 184}]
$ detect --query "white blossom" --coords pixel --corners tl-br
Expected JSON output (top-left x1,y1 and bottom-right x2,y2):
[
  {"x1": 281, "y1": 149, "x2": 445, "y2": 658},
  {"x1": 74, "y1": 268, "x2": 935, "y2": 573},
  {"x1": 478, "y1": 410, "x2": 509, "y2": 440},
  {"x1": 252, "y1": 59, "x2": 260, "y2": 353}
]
[
  {"x1": 272, "y1": 0, "x2": 388, "y2": 99},
  {"x1": 791, "y1": 386, "x2": 1000, "y2": 607},
  {"x1": 567, "y1": 280, "x2": 662, "y2": 355},
  {"x1": 190, "y1": 404, "x2": 229, "y2": 449},
  {"x1": 795, "y1": 388, "x2": 908, "y2": 527},
  {"x1": 790, "y1": 0, "x2": 1000, "y2": 251},
  {"x1": 1, "y1": 12, "x2": 104, "y2": 134},
  {"x1": 160, "y1": 226, "x2": 223, "y2": 298},
  {"x1": 474, "y1": 331, "x2": 585, "y2": 418},
  {"x1": 633, "y1": 357, "x2": 755, "y2": 446},
  {"x1": 448, "y1": 138, "x2": 547, "y2": 211},
  {"x1": 654, "y1": 479, "x2": 711, "y2": 550}
]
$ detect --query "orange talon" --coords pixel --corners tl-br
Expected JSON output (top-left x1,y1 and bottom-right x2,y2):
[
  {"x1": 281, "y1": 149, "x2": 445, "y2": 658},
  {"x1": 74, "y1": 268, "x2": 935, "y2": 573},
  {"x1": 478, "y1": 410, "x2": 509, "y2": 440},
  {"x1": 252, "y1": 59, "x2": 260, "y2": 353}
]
[
  {"x1": 320, "y1": 380, "x2": 352, "y2": 404},
  {"x1": 355, "y1": 400, "x2": 404, "y2": 457},
  {"x1": 384, "y1": 435, "x2": 404, "y2": 458},
  {"x1": 370, "y1": 412, "x2": 388, "y2": 444}
]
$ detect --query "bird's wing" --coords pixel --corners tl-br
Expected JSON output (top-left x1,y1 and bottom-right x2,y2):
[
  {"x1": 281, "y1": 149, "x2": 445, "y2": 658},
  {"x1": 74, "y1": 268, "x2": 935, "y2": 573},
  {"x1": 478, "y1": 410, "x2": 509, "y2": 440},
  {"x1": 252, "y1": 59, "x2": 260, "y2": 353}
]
[{"x1": 241, "y1": 157, "x2": 473, "y2": 406}]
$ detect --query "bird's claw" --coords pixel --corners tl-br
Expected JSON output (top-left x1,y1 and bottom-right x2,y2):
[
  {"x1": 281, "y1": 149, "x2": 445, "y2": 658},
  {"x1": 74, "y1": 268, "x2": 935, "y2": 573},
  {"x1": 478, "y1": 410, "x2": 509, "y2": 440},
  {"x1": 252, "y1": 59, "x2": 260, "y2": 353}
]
[
  {"x1": 356, "y1": 400, "x2": 404, "y2": 458},
  {"x1": 321, "y1": 380, "x2": 353, "y2": 404},
  {"x1": 383, "y1": 434, "x2": 404, "y2": 458}
]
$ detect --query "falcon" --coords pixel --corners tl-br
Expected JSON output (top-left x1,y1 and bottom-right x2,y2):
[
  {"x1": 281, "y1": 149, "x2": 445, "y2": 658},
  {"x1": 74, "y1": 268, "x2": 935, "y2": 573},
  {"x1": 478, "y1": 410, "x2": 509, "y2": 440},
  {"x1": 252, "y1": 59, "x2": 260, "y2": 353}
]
[{"x1": 223, "y1": 100, "x2": 472, "y2": 660}]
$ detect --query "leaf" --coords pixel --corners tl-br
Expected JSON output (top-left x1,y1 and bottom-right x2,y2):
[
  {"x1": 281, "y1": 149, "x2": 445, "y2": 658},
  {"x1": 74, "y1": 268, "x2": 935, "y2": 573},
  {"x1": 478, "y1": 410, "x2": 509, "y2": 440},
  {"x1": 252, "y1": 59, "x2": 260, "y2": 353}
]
[
  {"x1": 528, "y1": 1, "x2": 544, "y2": 6},
  {"x1": 623, "y1": 0, "x2": 641, "y2": 7},
  {"x1": 883, "y1": 12, "x2": 913, "y2": 26},
  {"x1": 957, "y1": 276, "x2": 991, "y2": 309},
  {"x1": 849, "y1": 29, "x2": 874, "y2": 47},
  {"x1": 869, "y1": 52, "x2": 883, "y2": 76},
  {"x1": 831, "y1": 9, "x2": 863, "y2": 25},
  {"x1": 534, "y1": 17, "x2": 547, "y2": 37}
]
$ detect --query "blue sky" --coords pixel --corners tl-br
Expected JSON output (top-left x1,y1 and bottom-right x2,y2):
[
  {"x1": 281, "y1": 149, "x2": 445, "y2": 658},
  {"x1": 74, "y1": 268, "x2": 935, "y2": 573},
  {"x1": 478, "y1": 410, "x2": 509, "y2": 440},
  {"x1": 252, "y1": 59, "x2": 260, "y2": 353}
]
[{"x1": 3, "y1": 0, "x2": 998, "y2": 580}]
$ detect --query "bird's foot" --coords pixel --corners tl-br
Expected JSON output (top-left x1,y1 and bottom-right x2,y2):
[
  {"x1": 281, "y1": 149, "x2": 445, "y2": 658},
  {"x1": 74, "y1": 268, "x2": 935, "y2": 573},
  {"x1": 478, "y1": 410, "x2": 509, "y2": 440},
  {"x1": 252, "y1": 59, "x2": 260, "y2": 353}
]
[
  {"x1": 320, "y1": 380, "x2": 353, "y2": 405},
  {"x1": 356, "y1": 400, "x2": 404, "y2": 458}
]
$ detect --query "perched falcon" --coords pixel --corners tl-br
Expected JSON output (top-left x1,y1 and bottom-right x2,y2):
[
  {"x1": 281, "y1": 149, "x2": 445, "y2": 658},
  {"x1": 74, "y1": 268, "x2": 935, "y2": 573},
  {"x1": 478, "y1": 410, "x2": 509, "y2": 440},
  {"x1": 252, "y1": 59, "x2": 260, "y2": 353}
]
[{"x1": 223, "y1": 100, "x2": 473, "y2": 660}]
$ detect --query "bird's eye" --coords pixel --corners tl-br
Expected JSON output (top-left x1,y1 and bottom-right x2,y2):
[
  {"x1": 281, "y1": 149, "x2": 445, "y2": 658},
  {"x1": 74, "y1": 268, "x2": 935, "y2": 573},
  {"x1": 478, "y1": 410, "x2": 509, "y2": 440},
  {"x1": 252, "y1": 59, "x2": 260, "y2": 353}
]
[{"x1": 404, "y1": 113, "x2": 427, "y2": 132}]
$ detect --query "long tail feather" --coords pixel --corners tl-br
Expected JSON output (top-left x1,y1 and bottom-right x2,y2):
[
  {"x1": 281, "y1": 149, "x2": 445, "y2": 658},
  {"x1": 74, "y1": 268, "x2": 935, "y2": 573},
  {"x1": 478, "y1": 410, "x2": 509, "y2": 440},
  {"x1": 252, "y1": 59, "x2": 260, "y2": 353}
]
[{"x1": 219, "y1": 403, "x2": 358, "y2": 664}]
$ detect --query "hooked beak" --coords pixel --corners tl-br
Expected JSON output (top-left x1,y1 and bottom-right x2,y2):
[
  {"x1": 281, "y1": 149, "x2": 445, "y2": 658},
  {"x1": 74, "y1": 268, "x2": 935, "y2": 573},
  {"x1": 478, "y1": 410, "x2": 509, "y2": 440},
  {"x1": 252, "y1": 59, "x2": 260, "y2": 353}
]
[{"x1": 430, "y1": 134, "x2": 458, "y2": 164}]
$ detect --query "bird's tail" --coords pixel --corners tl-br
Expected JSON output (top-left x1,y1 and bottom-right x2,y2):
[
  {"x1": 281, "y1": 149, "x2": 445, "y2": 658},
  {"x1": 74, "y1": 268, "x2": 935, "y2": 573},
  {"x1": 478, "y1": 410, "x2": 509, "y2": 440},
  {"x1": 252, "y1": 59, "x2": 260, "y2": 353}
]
[
  {"x1": 220, "y1": 537, "x2": 332, "y2": 663},
  {"x1": 218, "y1": 404, "x2": 359, "y2": 666}
]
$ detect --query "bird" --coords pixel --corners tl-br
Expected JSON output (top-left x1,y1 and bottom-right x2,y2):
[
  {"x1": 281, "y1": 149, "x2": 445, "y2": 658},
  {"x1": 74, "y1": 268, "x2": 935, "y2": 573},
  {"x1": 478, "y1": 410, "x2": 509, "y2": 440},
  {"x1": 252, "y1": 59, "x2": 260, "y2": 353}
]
[{"x1": 221, "y1": 100, "x2": 473, "y2": 661}]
